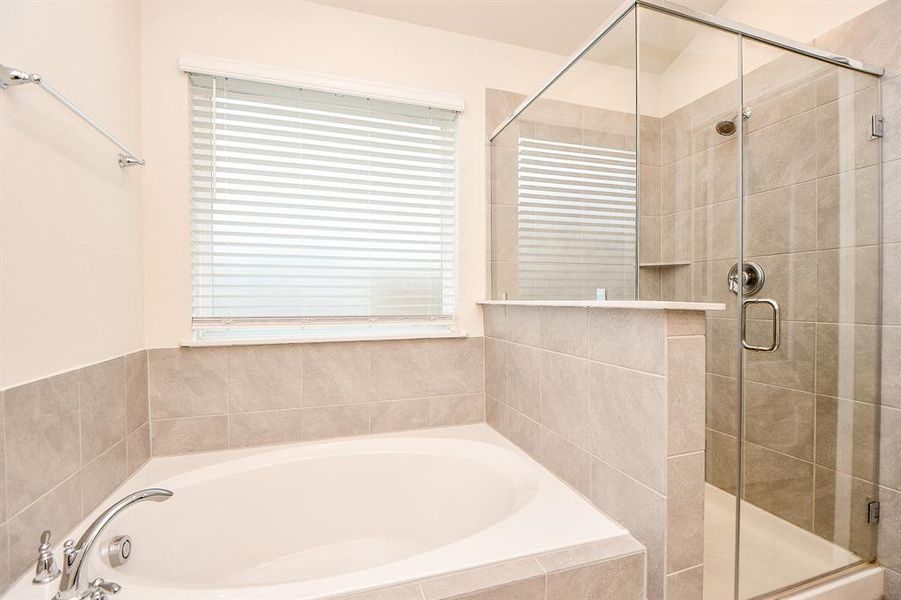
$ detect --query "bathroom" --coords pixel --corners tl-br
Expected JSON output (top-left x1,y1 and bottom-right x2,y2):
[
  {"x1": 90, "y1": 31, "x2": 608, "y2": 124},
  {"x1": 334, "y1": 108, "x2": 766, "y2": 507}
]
[{"x1": 0, "y1": 0, "x2": 898, "y2": 598}]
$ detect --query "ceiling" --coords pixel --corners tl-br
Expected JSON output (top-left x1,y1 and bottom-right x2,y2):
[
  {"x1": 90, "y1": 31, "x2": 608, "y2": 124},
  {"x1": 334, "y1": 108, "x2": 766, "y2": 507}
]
[{"x1": 309, "y1": 0, "x2": 728, "y2": 73}]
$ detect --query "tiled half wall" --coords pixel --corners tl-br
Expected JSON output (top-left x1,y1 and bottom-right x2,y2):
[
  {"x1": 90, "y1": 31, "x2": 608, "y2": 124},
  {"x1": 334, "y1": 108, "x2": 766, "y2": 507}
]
[{"x1": 482, "y1": 304, "x2": 707, "y2": 600}]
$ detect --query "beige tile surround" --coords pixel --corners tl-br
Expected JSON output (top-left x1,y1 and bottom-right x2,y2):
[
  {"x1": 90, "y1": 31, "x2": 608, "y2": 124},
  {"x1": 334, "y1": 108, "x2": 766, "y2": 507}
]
[
  {"x1": 631, "y1": 5, "x2": 897, "y2": 572},
  {"x1": 147, "y1": 338, "x2": 486, "y2": 454},
  {"x1": 337, "y1": 536, "x2": 646, "y2": 600},
  {"x1": 0, "y1": 336, "x2": 485, "y2": 592},
  {"x1": 630, "y1": 1, "x2": 901, "y2": 593},
  {"x1": 807, "y1": 1, "x2": 901, "y2": 595},
  {"x1": 0, "y1": 351, "x2": 150, "y2": 588},
  {"x1": 482, "y1": 304, "x2": 707, "y2": 600},
  {"x1": 487, "y1": 89, "x2": 638, "y2": 302}
]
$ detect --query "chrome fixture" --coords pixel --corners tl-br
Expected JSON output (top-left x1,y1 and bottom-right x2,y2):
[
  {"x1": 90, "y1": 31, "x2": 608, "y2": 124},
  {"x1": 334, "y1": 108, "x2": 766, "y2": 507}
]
[
  {"x1": 715, "y1": 107, "x2": 752, "y2": 136},
  {"x1": 729, "y1": 263, "x2": 780, "y2": 352},
  {"x1": 0, "y1": 64, "x2": 145, "y2": 168},
  {"x1": 53, "y1": 488, "x2": 173, "y2": 600},
  {"x1": 715, "y1": 119, "x2": 736, "y2": 136},
  {"x1": 727, "y1": 261, "x2": 765, "y2": 296},
  {"x1": 83, "y1": 578, "x2": 120, "y2": 600},
  {"x1": 33, "y1": 531, "x2": 61, "y2": 584},
  {"x1": 871, "y1": 114, "x2": 885, "y2": 138},
  {"x1": 104, "y1": 536, "x2": 132, "y2": 568},
  {"x1": 741, "y1": 297, "x2": 781, "y2": 352}
]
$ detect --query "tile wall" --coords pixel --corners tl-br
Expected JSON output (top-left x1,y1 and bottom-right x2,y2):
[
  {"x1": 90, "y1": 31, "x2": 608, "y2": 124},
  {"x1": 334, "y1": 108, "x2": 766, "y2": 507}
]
[
  {"x1": 488, "y1": 89, "x2": 638, "y2": 302},
  {"x1": 0, "y1": 351, "x2": 150, "y2": 588},
  {"x1": 147, "y1": 338, "x2": 485, "y2": 455},
  {"x1": 640, "y1": 15, "x2": 889, "y2": 562},
  {"x1": 0, "y1": 336, "x2": 485, "y2": 591},
  {"x1": 482, "y1": 304, "x2": 707, "y2": 600},
  {"x1": 809, "y1": 1, "x2": 901, "y2": 594},
  {"x1": 336, "y1": 536, "x2": 646, "y2": 600}
]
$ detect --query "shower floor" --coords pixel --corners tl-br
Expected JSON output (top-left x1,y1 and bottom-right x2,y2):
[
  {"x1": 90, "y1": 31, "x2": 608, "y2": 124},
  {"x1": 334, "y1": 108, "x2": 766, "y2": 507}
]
[{"x1": 703, "y1": 484, "x2": 860, "y2": 599}]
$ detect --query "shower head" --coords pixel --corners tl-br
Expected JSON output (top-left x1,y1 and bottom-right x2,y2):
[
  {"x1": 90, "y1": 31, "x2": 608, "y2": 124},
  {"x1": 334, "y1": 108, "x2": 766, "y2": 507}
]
[
  {"x1": 714, "y1": 107, "x2": 751, "y2": 137},
  {"x1": 715, "y1": 119, "x2": 736, "y2": 136}
]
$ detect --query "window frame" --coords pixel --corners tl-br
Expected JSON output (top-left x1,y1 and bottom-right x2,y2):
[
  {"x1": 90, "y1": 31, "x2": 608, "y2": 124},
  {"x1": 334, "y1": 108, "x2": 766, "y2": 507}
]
[{"x1": 181, "y1": 55, "x2": 465, "y2": 345}]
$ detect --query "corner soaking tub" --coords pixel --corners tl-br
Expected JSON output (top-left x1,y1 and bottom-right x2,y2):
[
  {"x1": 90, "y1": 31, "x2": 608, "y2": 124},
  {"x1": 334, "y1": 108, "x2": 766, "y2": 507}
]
[{"x1": 8, "y1": 424, "x2": 629, "y2": 599}]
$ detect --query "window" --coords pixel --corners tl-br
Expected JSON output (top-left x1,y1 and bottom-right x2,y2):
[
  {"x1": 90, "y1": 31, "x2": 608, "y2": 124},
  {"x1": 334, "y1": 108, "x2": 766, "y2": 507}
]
[
  {"x1": 516, "y1": 135, "x2": 636, "y2": 300},
  {"x1": 188, "y1": 73, "x2": 459, "y2": 342}
]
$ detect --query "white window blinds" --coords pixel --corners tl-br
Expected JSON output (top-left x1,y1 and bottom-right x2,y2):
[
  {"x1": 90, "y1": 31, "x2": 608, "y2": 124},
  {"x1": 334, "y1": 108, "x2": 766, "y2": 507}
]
[
  {"x1": 516, "y1": 135, "x2": 636, "y2": 300},
  {"x1": 189, "y1": 73, "x2": 459, "y2": 341}
]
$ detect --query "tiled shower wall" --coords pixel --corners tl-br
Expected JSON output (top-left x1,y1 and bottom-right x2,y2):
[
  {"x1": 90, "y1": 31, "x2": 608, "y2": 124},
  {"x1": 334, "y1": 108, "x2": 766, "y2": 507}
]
[
  {"x1": 636, "y1": 0, "x2": 901, "y2": 591},
  {"x1": 641, "y1": 25, "x2": 887, "y2": 559},
  {"x1": 0, "y1": 352, "x2": 151, "y2": 588},
  {"x1": 0, "y1": 336, "x2": 485, "y2": 591},
  {"x1": 488, "y1": 89, "x2": 638, "y2": 301},
  {"x1": 808, "y1": 1, "x2": 901, "y2": 595},
  {"x1": 482, "y1": 304, "x2": 706, "y2": 600}
]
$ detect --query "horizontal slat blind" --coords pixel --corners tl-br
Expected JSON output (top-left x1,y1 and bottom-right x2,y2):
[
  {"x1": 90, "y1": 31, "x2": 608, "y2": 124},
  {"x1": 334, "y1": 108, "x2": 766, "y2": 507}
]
[
  {"x1": 189, "y1": 74, "x2": 458, "y2": 340},
  {"x1": 517, "y1": 136, "x2": 636, "y2": 300}
]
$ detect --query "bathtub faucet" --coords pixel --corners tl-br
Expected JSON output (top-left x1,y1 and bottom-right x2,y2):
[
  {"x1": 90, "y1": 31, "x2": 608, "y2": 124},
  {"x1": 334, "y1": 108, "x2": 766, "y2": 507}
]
[{"x1": 53, "y1": 488, "x2": 173, "y2": 600}]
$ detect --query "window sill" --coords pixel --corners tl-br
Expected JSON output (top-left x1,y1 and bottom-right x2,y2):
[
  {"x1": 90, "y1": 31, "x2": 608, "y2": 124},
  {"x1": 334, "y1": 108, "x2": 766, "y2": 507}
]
[{"x1": 182, "y1": 330, "x2": 468, "y2": 348}]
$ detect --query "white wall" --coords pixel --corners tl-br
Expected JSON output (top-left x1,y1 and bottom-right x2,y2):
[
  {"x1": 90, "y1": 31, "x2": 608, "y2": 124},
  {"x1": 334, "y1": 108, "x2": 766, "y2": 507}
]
[
  {"x1": 139, "y1": 0, "x2": 642, "y2": 347},
  {"x1": 0, "y1": 1, "x2": 144, "y2": 389}
]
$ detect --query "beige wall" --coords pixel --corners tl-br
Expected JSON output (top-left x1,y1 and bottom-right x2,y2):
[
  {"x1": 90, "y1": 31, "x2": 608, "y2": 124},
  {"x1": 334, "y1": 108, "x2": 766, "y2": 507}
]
[
  {"x1": 0, "y1": 0, "x2": 881, "y2": 388},
  {"x1": 138, "y1": 0, "x2": 649, "y2": 349},
  {"x1": 0, "y1": 0, "x2": 145, "y2": 390}
]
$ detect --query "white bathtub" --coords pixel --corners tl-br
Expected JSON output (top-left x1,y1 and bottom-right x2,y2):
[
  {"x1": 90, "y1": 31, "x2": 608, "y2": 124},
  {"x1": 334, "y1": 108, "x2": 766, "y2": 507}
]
[{"x1": 6, "y1": 424, "x2": 629, "y2": 600}]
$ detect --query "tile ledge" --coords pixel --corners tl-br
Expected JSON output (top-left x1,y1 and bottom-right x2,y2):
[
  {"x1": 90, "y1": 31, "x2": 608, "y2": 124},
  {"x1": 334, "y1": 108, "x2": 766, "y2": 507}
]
[
  {"x1": 182, "y1": 331, "x2": 468, "y2": 348},
  {"x1": 478, "y1": 300, "x2": 725, "y2": 312}
]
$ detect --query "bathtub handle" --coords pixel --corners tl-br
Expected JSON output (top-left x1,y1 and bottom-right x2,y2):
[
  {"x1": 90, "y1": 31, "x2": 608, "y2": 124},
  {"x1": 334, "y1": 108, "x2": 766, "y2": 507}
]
[{"x1": 87, "y1": 578, "x2": 120, "y2": 600}]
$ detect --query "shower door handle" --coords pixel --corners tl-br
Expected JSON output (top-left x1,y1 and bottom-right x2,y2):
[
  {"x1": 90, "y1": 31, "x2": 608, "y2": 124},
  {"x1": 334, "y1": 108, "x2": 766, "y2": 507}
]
[{"x1": 741, "y1": 298, "x2": 781, "y2": 352}]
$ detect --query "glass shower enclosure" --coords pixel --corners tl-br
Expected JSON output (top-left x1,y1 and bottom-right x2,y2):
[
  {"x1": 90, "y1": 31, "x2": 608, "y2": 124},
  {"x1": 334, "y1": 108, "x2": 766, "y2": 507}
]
[{"x1": 487, "y1": 1, "x2": 884, "y2": 598}]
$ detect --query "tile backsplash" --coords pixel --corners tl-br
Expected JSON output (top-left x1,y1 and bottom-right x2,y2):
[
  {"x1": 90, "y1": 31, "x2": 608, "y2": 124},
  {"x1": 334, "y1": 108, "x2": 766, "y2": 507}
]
[
  {"x1": 147, "y1": 337, "x2": 485, "y2": 454},
  {"x1": 0, "y1": 336, "x2": 485, "y2": 591}
]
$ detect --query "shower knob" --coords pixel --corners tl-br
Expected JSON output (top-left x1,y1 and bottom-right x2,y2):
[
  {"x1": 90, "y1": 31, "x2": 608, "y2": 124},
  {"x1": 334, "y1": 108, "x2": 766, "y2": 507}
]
[
  {"x1": 105, "y1": 535, "x2": 132, "y2": 567},
  {"x1": 727, "y1": 262, "x2": 765, "y2": 296}
]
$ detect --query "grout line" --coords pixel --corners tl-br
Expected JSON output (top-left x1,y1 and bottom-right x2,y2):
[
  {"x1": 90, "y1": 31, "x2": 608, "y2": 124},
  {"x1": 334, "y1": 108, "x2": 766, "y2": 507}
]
[
  {"x1": 668, "y1": 449, "x2": 705, "y2": 460},
  {"x1": 666, "y1": 562, "x2": 704, "y2": 577},
  {"x1": 145, "y1": 350, "x2": 153, "y2": 459},
  {"x1": 488, "y1": 334, "x2": 665, "y2": 379},
  {"x1": 1, "y1": 391, "x2": 7, "y2": 530},
  {"x1": 225, "y1": 345, "x2": 231, "y2": 449},
  {"x1": 0, "y1": 348, "x2": 147, "y2": 394}
]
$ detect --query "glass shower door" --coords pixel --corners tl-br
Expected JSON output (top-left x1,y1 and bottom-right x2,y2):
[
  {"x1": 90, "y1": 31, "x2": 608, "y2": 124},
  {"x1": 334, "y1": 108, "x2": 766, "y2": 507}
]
[{"x1": 737, "y1": 37, "x2": 882, "y2": 599}]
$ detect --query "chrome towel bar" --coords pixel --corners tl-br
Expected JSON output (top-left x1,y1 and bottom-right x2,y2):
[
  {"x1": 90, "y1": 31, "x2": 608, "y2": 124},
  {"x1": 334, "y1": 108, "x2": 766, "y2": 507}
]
[{"x1": 0, "y1": 64, "x2": 144, "y2": 168}]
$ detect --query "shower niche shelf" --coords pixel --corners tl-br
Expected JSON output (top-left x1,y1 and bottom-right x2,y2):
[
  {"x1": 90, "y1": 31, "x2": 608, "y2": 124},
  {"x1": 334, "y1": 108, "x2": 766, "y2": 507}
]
[{"x1": 638, "y1": 262, "x2": 690, "y2": 268}]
